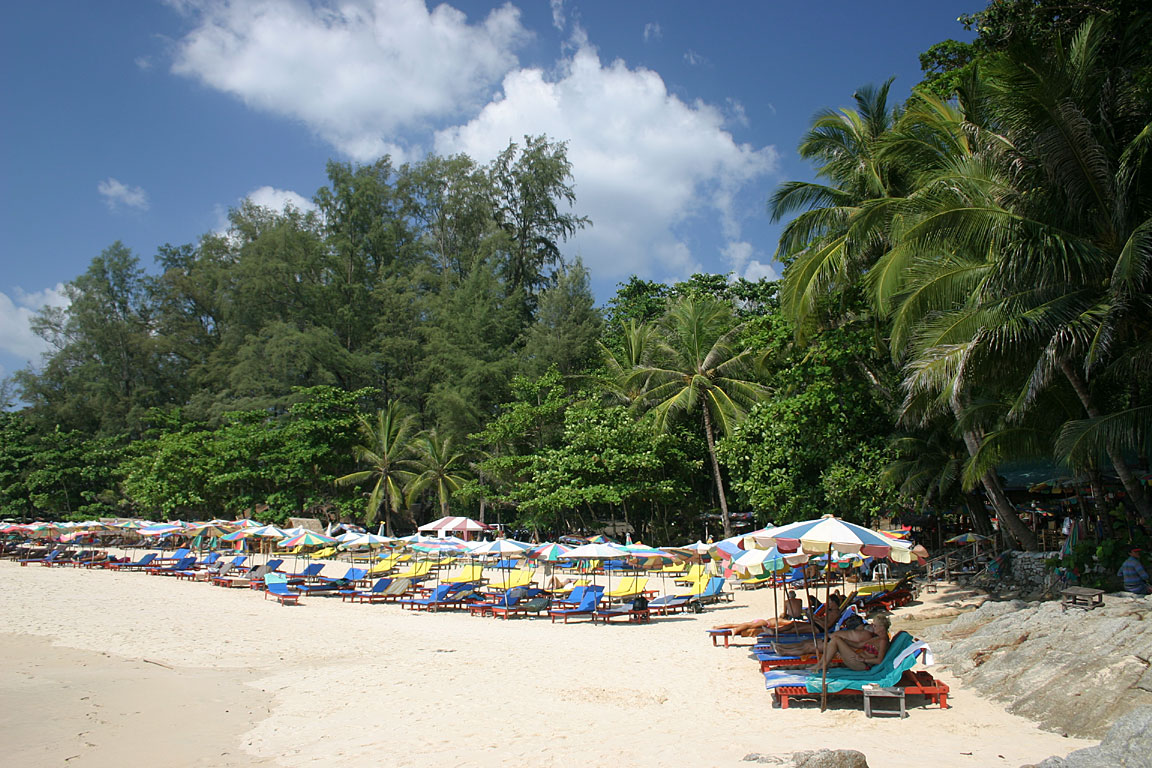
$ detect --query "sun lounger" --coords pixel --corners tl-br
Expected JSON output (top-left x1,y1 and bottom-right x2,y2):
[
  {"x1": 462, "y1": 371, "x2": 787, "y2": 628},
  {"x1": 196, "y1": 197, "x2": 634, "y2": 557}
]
[
  {"x1": 295, "y1": 567, "x2": 367, "y2": 594},
  {"x1": 491, "y1": 595, "x2": 551, "y2": 619},
  {"x1": 549, "y1": 591, "x2": 602, "y2": 623},
  {"x1": 592, "y1": 605, "x2": 651, "y2": 624},
  {"x1": 340, "y1": 578, "x2": 395, "y2": 603},
  {"x1": 107, "y1": 552, "x2": 157, "y2": 571},
  {"x1": 648, "y1": 595, "x2": 693, "y2": 615},
  {"x1": 390, "y1": 561, "x2": 432, "y2": 582},
  {"x1": 442, "y1": 564, "x2": 486, "y2": 585},
  {"x1": 285, "y1": 563, "x2": 326, "y2": 583},
  {"x1": 604, "y1": 576, "x2": 654, "y2": 603},
  {"x1": 764, "y1": 632, "x2": 948, "y2": 709},
  {"x1": 399, "y1": 582, "x2": 480, "y2": 611},
  {"x1": 552, "y1": 585, "x2": 604, "y2": 609},
  {"x1": 679, "y1": 576, "x2": 732, "y2": 603},
  {"x1": 469, "y1": 587, "x2": 529, "y2": 617},
  {"x1": 151, "y1": 548, "x2": 191, "y2": 566},
  {"x1": 19, "y1": 549, "x2": 64, "y2": 567},
  {"x1": 263, "y1": 573, "x2": 302, "y2": 606},
  {"x1": 147, "y1": 556, "x2": 196, "y2": 575},
  {"x1": 486, "y1": 568, "x2": 535, "y2": 591}
]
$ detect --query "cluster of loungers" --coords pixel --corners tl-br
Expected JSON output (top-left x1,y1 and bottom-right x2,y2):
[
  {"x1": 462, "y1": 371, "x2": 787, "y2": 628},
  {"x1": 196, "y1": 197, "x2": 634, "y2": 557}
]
[
  {"x1": 702, "y1": 595, "x2": 949, "y2": 712},
  {"x1": 7, "y1": 545, "x2": 731, "y2": 623}
]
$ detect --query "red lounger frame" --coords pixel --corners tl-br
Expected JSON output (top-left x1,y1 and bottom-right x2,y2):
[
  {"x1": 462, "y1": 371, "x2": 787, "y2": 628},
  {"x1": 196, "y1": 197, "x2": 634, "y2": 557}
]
[{"x1": 772, "y1": 670, "x2": 949, "y2": 709}]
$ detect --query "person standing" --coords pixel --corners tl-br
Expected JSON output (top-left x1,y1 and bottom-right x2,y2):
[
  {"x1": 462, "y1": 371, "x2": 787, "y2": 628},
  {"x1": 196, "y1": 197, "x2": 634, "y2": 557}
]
[{"x1": 1118, "y1": 546, "x2": 1150, "y2": 595}]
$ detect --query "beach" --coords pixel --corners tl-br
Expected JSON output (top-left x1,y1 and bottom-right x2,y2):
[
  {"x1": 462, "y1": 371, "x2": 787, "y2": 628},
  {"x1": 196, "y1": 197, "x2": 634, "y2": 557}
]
[{"x1": 1, "y1": 560, "x2": 1093, "y2": 767}]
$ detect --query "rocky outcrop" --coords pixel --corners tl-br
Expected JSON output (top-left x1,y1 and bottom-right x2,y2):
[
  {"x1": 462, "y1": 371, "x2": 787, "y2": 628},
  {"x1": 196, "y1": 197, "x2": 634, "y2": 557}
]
[
  {"x1": 1022, "y1": 707, "x2": 1152, "y2": 767},
  {"x1": 921, "y1": 593, "x2": 1152, "y2": 739},
  {"x1": 743, "y1": 750, "x2": 869, "y2": 768}
]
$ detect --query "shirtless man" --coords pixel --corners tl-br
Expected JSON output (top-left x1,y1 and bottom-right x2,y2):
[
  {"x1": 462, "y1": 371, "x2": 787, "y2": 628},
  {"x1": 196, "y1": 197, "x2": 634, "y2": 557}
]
[{"x1": 711, "y1": 591, "x2": 806, "y2": 637}]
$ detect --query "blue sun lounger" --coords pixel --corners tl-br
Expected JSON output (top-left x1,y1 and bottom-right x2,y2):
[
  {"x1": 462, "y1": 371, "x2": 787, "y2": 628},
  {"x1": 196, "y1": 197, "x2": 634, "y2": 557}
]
[
  {"x1": 285, "y1": 563, "x2": 325, "y2": 583},
  {"x1": 108, "y1": 552, "x2": 157, "y2": 570},
  {"x1": 263, "y1": 573, "x2": 302, "y2": 606},
  {"x1": 549, "y1": 591, "x2": 602, "y2": 623}
]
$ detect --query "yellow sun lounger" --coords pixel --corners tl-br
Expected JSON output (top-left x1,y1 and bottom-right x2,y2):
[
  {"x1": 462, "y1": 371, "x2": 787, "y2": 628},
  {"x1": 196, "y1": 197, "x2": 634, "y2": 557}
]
[
  {"x1": 390, "y1": 561, "x2": 432, "y2": 581},
  {"x1": 443, "y1": 564, "x2": 486, "y2": 584},
  {"x1": 487, "y1": 568, "x2": 535, "y2": 590},
  {"x1": 605, "y1": 576, "x2": 650, "y2": 601}
]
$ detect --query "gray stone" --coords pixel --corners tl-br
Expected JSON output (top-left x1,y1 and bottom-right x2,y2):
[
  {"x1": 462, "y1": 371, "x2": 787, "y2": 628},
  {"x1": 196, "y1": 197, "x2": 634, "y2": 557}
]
[
  {"x1": 934, "y1": 595, "x2": 1152, "y2": 739},
  {"x1": 742, "y1": 750, "x2": 869, "y2": 768},
  {"x1": 1021, "y1": 707, "x2": 1152, "y2": 767}
]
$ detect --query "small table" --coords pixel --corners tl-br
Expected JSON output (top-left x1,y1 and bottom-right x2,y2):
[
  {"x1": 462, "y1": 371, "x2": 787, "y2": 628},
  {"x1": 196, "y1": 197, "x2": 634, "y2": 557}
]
[
  {"x1": 862, "y1": 685, "x2": 907, "y2": 718},
  {"x1": 1060, "y1": 587, "x2": 1104, "y2": 611}
]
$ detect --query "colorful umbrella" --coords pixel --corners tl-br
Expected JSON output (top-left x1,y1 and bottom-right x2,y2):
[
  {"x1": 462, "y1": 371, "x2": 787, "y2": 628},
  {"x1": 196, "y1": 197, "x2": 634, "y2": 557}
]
[
  {"x1": 279, "y1": 530, "x2": 336, "y2": 548},
  {"x1": 945, "y1": 533, "x2": 990, "y2": 545}
]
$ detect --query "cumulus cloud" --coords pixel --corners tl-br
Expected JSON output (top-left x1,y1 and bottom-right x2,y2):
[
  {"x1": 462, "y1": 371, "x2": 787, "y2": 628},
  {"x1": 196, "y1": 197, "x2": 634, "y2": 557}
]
[
  {"x1": 723, "y1": 241, "x2": 780, "y2": 282},
  {"x1": 98, "y1": 178, "x2": 149, "y2": 211},
  {"x1": 246, "y1": 186, "x2": 316, "y2": 214},
  {"x1": 0, "y1": 284, "x2": 70, "y2": 361},
  {"x1": 169, "y1": 0, "x2": 528, "y2": 161},
  {"x1": 643, "y1": 22, "x2": 661, "y2": 42},
  {"x1": 434, "y1": 44, "x2": 777, "y2": 285}
]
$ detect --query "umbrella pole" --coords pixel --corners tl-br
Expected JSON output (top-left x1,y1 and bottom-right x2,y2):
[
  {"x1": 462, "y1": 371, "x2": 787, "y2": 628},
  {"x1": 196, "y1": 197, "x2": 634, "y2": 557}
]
[
  {"x1": 821, "y1": 543, "x2": 832, "y2": 713},
  {"x1": 772, "y1": 573, "x2": 779, "y2": 644}
]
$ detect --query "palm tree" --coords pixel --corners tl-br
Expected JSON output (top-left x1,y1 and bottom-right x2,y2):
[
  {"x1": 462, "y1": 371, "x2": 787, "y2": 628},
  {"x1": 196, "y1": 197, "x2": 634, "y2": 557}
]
[
  {"x1": 405, "y1": 429, "x2": 471, "y2": 519},
  {"x1": 771, "y1": 79, "x2": 906, "y2": 334},
  {"x1": 623, "y1": 296, "x2": 768, "y2": 538},
  {"x1": 879, "y1": 20, "x2": 1152, "y2": 525},
  {"x1": 334, "y1": 402, "x2": 418, "y2": 536}
]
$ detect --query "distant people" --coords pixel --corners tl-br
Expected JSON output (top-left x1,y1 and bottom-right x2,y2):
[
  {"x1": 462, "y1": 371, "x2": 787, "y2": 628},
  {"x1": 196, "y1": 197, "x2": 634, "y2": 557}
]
[
  {"x1": 711, "y1": 591, "x2": 807, "y2": 637},
  {"x1": 1118, "y1": 547, "x2": 1150, "y2": 595}
]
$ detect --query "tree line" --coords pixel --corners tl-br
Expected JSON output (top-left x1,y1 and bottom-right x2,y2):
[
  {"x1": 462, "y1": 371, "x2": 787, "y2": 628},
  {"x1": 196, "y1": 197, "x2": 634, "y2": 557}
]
[{"x1": 2, "y1": 1, "x2": 1148, "y2": 553}]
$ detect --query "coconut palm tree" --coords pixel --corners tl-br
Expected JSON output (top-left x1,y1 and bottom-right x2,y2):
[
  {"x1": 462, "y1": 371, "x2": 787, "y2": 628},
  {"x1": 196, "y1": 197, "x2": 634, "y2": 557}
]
[
  {"x1": 405, "y1": 429, "x2": 471, "y2": 519},
  {"x1": 622, "y1": 296, "x2": 768, "y2": 538},
  {"x1": 334, "y1": 402, "x2": 418, "y2": 536}
]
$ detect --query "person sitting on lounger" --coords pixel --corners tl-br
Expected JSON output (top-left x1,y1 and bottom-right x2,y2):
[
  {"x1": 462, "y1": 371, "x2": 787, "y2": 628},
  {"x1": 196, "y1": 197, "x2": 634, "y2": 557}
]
[
  {"x1": 817, "y1": 615, "x2": 891, "y2": 672},
  {"x1": 772, "y1": 614, "x2": 888, "y2": 660}
]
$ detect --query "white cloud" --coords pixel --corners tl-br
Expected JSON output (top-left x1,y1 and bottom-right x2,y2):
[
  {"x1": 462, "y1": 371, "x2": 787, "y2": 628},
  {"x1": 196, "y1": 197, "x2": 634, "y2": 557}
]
[
  {"x1": 643, "y1": 22, "x2": 661, "y2": 42},
  {"x1": 0, "y1": 284, "x2": 70, "y2": 362},
  {"x1": 97, "y1": 178, "x2": 149, "y2": 211},
  {"x1": 246, "y1": 186, "x2": 316, "y2": 214},
  {"x1": 684, "y1": 49, "x2": 706, "y2": 67},
  {"x1": 550, "y1": 0, "x2": 565, "y2": 31},
  {"x1": 723, "y1": 241, "x2": 780, "y2": 282},
  {"x1": 170, "y1": 0, "x2": 528, "y2": 161},
  {"x1": 434, "y1": 44, "x2": 777, "y2": 285}
]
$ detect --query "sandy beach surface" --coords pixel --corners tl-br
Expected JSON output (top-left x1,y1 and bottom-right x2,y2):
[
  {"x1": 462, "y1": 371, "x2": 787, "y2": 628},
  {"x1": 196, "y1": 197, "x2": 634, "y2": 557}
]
[{"x1": 0, "y1": 559, "x2": 1094, "y2": 767}]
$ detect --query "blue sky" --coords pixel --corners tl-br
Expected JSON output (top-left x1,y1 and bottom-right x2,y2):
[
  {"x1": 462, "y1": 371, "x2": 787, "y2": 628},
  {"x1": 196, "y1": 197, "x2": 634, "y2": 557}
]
[{"x1": 0, "y1": 1, "x2": 979, "y2": 380}]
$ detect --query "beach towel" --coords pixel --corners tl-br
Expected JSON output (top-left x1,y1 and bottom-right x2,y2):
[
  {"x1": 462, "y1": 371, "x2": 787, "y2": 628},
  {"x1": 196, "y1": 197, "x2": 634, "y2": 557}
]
[{"x1": 804, "y1": 631, "x2": 918, "y2": 693}]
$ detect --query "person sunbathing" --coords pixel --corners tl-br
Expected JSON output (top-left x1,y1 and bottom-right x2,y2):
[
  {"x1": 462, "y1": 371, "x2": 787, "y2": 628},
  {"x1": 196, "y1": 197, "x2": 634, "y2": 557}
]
[
  {"x1": 711, "y1": 591, "x2": 808, "y2": 636},
  {"x1": 772, "y1": 614, "x2": 888, "y2": 661},
  {"x1": 817, "y1": 615, "x2": 891, "y2": 671}
]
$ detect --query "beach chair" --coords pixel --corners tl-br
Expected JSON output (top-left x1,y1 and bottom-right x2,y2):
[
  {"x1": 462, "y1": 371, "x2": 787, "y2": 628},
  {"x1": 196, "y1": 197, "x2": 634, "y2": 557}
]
[
  {"x1": 308, "y1": 546, "x2": 338, "y2": 560},
  {"x1": 491, "y1": 594, "x2": 551, "y2": 620},
  {"x1": 680, "y1": 576, "x2": 731, "y2": 604},
  {"x1": 366, "y1": 554, "x2": 402, "y2": 577},
  {"x1": 551, "y1": 584, "x2": 603, "y2": 609},
  {"x1": 107, "y1": 552, "x2": 157, "y2": 571},
  {"x1": 764, "y1": 631, "x2": 948, "y2": 710},
  {"x1": 285, "y1": 563, "x2": 326, "y2": 583},
  {"x1": 487, "y1": 568, "x2": 535, "y2": 592},
  {"x1": 340, "y1": 578, "x2": 394, "y2": 603},
  {"x1": 296, "y1": 567, "x2": 367, "y2": 594},
  {"x1": 374, "y1": 577, "x2": 416, "y2": 602},
  {"x1": 263, "y1": 573, "x2": 302, "y2": 606},
  {"x1": 147, "y1": 556, "x2": 196, "y2": 576},
  {"x1": 648, "y1": 595, "x2": 693, "y2": 615},
  {"x1": 442, "y1": 564, "x2": 486, "y2": 585},
  {"x1": 469, "y1": 586, "x2": 527, "y2": 617},
  {"x1": 390, "y1": 561, "x2": 432, "y2": 582},
  {"x1": 549, "y1": 590, "x2": 603, "y2": 623},
  {"x1": 674, "y1": 563, "x2": 706, "y2": 586},
  {"x1": 152, "y1": 548, "x2": 191, "y2": 566},
  {"x1": 19, "y1": 549, "x2": 63, "y2": 567},
  {"x1": 399, "y1": 582, "x2": 478, "y2": 612}
]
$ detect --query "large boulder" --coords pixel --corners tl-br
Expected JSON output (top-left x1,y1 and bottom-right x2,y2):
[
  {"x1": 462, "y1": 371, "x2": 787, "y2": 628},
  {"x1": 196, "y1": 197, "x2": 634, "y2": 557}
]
[
  {"x1": 1022, "y1": 707, "x2": 1152, "y2": 767},
  {"x1": 743, "y1": 750, "x2": 869, "y2": 768},
  {"x1": 922, "y1": 594, "x2": 1152, "y2": 739}
]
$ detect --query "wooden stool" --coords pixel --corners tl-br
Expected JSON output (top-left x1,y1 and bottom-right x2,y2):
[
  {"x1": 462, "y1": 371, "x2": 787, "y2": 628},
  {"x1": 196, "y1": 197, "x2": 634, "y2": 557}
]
[
  {"x1": 862, "y1": 685, "x2": 907, "y2": 718},
  {"x1": 1060, "y1": 587, "x2": 1104, "y2": 611}
]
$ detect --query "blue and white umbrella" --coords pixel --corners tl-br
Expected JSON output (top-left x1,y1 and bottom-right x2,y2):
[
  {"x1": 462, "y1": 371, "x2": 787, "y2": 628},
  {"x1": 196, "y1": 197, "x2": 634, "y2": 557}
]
[{"x1": 747, "y1": 514, "x2": 895, "y2": 558}]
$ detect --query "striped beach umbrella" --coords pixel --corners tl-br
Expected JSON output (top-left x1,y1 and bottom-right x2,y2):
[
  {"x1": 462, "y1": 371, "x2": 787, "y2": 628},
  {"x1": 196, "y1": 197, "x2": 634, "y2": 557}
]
[
  {"x1": 279, "y1": 530, "x2": 336, "y2": 548},
  {"x1": 530, "y1": 542, "x2": 572, "y2": 562},
  {"x1": 945, "y1": 532, "x2": 990, "y2": 545}
]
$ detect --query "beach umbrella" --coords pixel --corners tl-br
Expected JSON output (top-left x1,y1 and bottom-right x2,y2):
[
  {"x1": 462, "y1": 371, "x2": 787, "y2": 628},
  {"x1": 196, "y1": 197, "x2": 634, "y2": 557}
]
[
  {"x1": 530, "y1": 542, "x2": 572, "y2": 562},
  {"x1": 563, "y1": 542, "x2": 630, "y2": 596},
  {"x1": 280, "y1": 530, "x2": 336, "y2": 548},
  {"x1": 945, "y1": 532, "x2": 990, "y2": 545},
  {"x1": 469, "y1": 538, "x2": 532, "y2": 557}
]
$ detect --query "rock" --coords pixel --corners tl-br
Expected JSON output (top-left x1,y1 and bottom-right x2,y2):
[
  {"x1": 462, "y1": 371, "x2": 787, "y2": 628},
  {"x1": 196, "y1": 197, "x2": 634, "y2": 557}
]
[
  {"x1": 1020, "y1": 707, "x2": 1152, "y2": 767},
  {"x1": 934, "y1": 596, "x2": 1152, "y2": 739},
  {"x1": 743, "y1": 749, "x2": 869, "y2": 767}
]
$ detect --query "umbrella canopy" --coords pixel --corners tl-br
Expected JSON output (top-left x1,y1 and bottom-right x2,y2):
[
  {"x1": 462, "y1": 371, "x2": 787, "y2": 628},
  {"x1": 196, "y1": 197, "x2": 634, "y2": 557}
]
[
  {"x1": 280, "y1": 530, "x2": 336, "y2": 548},
  {"x1": 185, "y1": 522, "x2": 236, "y2": 538},
  {"x1": 139, "y1": 523, "x2": 186, "y2": 537},
  {"x1": 563, "y1": 542, "x2": 630, "y2": 559},
  {"x1": 469, "y1": 538, "x2": 533, "y2": 557},
  {"x1": 748, "y1": 515, "x2": 895, "y2": 558},
  {"x1": 731, "y1": 547, "x2": 807, "y2": 576},
  {"x1": 343, "y1": 532, "x2": 392, "y2": 549},
  {"x1": 250, "y1": 524, "x2": 289, "y2": 539},
  {"x1": 945, "y1": 532, "x2": 990, "y2": 545},
  {"x1": 529, "y1": 542, "x2": 573, "y2": 562}
]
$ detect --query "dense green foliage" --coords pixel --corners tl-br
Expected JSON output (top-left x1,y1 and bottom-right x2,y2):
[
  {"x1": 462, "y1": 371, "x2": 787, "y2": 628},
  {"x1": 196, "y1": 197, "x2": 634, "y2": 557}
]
[{"x1": 3, "y1": 3, "x2": 1148, "y2": 556}]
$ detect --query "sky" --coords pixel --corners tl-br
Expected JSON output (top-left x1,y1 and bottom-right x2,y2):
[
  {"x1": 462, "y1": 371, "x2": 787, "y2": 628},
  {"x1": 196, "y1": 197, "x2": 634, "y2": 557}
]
[{"x1": 0, "y1": 0, "x2": 980, "y2": 380}]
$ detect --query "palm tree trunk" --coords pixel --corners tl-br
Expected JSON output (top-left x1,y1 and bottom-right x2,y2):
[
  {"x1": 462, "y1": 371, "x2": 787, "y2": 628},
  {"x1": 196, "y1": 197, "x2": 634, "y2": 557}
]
[
  {"x1": 964, "y1": 490, "x2": 993, "y2": 536},
  {"x1": 702, "y1": 407, "x2": 733, "y2": 539},
  {"x1": 950, "y1": 396, "x2": 1038, "y2": 550},
  {"x1": 1058, "y1": 360, "x2": 1152, "y2": 525}
]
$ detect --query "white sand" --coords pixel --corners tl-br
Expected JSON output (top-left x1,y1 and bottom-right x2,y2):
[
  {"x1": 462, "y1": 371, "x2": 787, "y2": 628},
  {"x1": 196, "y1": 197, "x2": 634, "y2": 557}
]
[{"x1": 0, "y1": 560, "x2": 1093, "y2": 767}]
